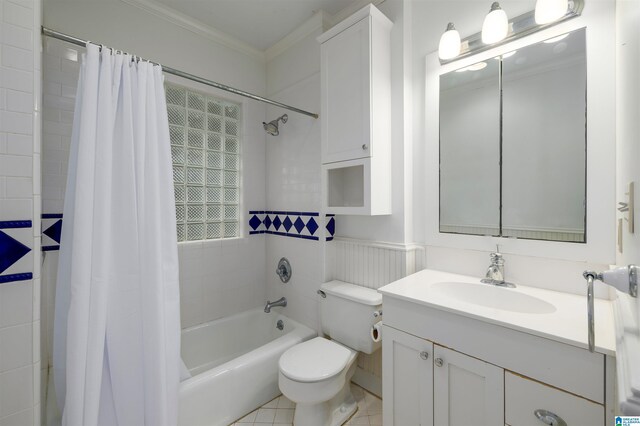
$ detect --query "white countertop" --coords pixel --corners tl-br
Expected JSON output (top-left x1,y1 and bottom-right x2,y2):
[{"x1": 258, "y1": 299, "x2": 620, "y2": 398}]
[{"x1": 378, "y1": 268, "x2": 616, "y2": 356}]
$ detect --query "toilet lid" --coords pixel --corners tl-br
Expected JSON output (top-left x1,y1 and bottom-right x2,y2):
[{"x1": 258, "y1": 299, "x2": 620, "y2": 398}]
[{"x1": 279, "y1": 337, "x2": 355, "y2": 383}]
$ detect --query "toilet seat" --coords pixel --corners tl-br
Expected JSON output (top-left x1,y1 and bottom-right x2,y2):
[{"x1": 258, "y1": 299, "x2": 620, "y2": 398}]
[{"x1": 279, "y1": 337, "x2": 355, "y2": 383}]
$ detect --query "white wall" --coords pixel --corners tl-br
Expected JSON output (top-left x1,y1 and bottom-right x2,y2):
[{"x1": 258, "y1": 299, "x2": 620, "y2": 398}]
[
  {"x1": 615, "y1": 0, "x2": 640, "y2": 323},
  {"x1": 412, "y1": 0, "x2": 618, "y2": 297},
  {"x1": 0, "y1": 0, "x2": 42, "y2": 424}
]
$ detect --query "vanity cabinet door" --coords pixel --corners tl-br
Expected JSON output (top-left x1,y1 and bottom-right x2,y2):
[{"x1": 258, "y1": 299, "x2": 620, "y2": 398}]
[
  {"x1": 382, "y1": 326, "x2": 433, "y2": 426},
  {"x1": 433, "y1": 345, "x2": 504, "y2": 426}
]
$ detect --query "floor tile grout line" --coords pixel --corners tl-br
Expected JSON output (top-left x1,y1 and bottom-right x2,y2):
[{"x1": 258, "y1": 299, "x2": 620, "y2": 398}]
[{"x1": 230, "y1": 384, "x2": 381, "y2": 426}]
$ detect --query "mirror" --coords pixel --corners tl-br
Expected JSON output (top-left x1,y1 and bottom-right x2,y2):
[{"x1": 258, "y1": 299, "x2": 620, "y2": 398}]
[
  {"x1": 440, "y1": 60, "x2": 500, "y2": 237},
  {"x1": 439, "y1": 28, "x2": 587, "y2": 243}
]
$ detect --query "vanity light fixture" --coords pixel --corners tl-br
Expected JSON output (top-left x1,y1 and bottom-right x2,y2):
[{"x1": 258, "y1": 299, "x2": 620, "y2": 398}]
[
  {"x1": 438, "y1": 23, "x2": 461, "y2": 60},
  {"x1": 535, "y1": 0, "x2": 569, "y2": 24},
  {"x1": 481, "y1": 2, "x2": 509, "y2": 44},
  {"x1": 437, "y1": 0, "x2": 583, "y2": 64}
]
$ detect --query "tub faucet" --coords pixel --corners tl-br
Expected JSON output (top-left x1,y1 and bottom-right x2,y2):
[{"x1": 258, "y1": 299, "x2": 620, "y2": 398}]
[
  {"x1": 481, "y1": 248, "x2": 515, "y2": 287},
  {"x1": 264, "y1": 297, "x2": 287, "y2": 313}
]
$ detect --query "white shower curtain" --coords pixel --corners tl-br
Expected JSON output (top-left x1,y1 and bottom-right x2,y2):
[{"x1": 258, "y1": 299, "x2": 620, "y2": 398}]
[{"x1": 53, "y1": 43, "x2": 181, "y2": 426}]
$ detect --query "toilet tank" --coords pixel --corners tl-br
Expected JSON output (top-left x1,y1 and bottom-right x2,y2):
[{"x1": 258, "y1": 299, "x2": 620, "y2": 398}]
[{"x1": 320, "y1": 281, "x2": 382, "y2": 354}]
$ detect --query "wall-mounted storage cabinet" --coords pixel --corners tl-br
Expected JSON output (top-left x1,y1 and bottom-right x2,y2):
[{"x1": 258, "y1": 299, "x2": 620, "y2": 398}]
[{"x1": 318, "y1": 4, "x2": 392, "y2": 215}]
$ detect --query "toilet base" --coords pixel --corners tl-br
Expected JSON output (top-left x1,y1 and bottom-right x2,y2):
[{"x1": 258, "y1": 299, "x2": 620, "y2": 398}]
[{"x1": 293, "y1": 380, "x2": 357, "y2": 426}]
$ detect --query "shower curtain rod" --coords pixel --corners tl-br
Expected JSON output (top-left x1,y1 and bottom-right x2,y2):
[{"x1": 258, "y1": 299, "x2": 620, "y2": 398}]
[{"x1": 41, "y1": 27, "x2": 319, "y2": 119}]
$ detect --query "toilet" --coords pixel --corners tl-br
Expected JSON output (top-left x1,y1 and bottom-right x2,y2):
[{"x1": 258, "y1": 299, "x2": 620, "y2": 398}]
[{"x1": 278, "y1": 281, "x2": 382, "y2": 426}]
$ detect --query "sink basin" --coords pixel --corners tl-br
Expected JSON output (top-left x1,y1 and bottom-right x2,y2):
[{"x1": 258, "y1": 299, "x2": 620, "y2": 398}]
[{"x1": 431, "y1": 282, "x2": 557, "y2": 314}]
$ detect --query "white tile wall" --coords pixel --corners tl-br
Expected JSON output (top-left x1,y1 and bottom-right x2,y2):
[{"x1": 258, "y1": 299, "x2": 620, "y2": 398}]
[
  {"x1": 178, "y1": 238, "x2": 267, "y2": 329},
  {"x1": 263, "y1": 25, "x2": 324, "y2": 336},
  {"x1": 266, "y1": 235, "x2": 323, "y2": 332},
  {"x1": 0, "y1": 0, "x2": 41, "y2": 424}
]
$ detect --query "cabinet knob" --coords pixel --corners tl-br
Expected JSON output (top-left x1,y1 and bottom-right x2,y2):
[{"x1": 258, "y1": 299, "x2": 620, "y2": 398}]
[
  {"x1": 419, "y1": 351, "x2": 429, "y2": 360},
  {"x1": 434, "y1": 358, "x2": 444, "y2": 367},
  {"x1": 534, "y1": 409, "x2": 567, "y2": 426},
  {"x1": 362, "y1": 144, "x2": 368, "y2": 150}
]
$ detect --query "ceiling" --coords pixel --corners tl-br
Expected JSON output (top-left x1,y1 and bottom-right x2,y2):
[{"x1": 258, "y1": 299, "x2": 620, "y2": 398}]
[{"x1": 150, "y1": 0, "x2": 361, "y2": 51}]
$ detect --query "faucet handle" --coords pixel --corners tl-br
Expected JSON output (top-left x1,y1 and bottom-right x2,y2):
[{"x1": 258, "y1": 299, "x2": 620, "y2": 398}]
[{"x1": 489, "y1": 249, "x2": 504, "y2": 265}]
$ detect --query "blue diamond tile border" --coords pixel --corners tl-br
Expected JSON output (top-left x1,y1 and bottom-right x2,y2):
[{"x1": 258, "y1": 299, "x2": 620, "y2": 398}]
[
  {"x1": 0, "y1": 220, "x2": 33, "y2": 284},
  {"x1": 42, "y1": 214, "x2": 63, "y2": 251},
  {"x1": 248, "y1": 210, "x2": 335, "y2": 241}
]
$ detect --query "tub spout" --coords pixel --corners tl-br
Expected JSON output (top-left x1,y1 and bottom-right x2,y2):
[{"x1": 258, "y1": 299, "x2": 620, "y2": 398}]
[{"x1": 264, "y1": 297, "x2": 287, "y2": 313}]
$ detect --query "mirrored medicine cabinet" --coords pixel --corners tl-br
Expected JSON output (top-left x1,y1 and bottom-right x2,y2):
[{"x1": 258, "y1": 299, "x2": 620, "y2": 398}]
[{"x1": 439, "y1": 28, "x2": 587, "y2": 243}]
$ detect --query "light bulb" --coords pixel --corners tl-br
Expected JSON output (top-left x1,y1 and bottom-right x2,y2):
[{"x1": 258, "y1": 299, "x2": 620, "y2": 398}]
[
  {"x1": 481, "y1": 2, "x2": 509, "y2": 45},
  {"x1": 535, "y1": 0, "x2": 568, "y2": 24},
  {"x1": 438, "y1": 23, "x2": 461, "y2": 60}
]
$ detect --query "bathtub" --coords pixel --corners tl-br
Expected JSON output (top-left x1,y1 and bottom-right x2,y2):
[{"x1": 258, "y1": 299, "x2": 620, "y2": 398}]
[{"x1": 178, "y1": 308, "x2": 316, "y2": 426}]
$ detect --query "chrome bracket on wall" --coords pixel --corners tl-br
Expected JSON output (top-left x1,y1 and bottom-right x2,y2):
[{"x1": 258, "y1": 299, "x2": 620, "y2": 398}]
[{"x1": 276, "y1": 257, "x2": 292, "y2": 283}]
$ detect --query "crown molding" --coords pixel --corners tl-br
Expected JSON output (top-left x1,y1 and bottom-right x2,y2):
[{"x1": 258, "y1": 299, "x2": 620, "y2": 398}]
[
  {"x1": 120, "y1": 0, "x2": 265, "y2": 62},
  {"x1": 265, "y1": 10, "x2": 331, "y2": 62}
]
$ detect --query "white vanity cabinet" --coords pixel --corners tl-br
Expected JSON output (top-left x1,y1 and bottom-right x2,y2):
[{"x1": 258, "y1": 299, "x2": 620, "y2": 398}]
[
  {"x1": 383, "y1": 324, "x2": 608, "y2": 426},
  {"x1": 379, "y1": 269, "x2": 616, "y2": 426},
  {"x1": 318, "y1": 5, "x2": 392, "y2": 215}
]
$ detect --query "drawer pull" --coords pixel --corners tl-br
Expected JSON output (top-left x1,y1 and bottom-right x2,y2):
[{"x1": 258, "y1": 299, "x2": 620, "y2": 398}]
[
  {"x1": 534, "y1": 409, "x2": 567, "y2": 426},
  {"x1": 419, "y1": 351, "x2": 429, "y2": 360},
  {"x1": 434, "y1": 358, "x2": 444, "y2": 367}
]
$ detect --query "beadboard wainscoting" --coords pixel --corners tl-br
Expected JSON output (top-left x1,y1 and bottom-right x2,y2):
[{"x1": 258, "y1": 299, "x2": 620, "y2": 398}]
[
  {"x1": 326, "y1": 237, "x2": 426, "y2": 397},
  {"x1": 328, "y1": 238, "x2": 426, "y2": 289}
]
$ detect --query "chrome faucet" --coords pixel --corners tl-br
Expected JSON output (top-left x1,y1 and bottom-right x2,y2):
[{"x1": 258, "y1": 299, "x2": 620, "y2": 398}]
[
  {"x1": 481, "y1": 247, "x2": 515, "y2": 287},
  {"x1": 264, "y1": 297, "x2": 287, "y2": 313}
]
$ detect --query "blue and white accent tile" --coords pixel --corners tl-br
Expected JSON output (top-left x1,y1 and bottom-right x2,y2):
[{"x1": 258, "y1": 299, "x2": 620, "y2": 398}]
[
  {"x1": 249, "y1": 211, "x2": 333, "y2": 241},
  {"x1": 42, "y1": 214, "x2": 63, "y2": 251},
  {"x1": 326, "y1": 214, "x2": 335, "y2": 241},
  {"x1": 0, "y1": 220, "x2": 33, "y2": 284}
]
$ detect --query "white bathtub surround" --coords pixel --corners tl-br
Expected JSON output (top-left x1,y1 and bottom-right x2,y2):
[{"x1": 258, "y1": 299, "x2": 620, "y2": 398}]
[
  {"x1": 53, "y1": 45, "x2": 181, "y2": 425},
  {"x1": 231, "y1": 384, "x2": 382, "y2": 426},
  {"x1": 179, "y1": 309, "x2": 315, "y2": 426}
]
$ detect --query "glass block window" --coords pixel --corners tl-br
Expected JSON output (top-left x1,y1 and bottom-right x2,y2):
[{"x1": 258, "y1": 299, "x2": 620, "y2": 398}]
[{"x1": 166, "y1": 83, "x2": 241, "y2": 242}]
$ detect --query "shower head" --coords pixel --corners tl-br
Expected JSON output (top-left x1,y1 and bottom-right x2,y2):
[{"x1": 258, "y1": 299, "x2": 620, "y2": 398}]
[{"x1": 262, "y1": 114, "x2": 288, "y2": 136}]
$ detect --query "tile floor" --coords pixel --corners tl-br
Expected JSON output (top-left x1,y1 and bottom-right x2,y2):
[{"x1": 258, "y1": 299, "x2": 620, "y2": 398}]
[{"x1": 230, "y1": 384, "x2": 382, "y2": 426}]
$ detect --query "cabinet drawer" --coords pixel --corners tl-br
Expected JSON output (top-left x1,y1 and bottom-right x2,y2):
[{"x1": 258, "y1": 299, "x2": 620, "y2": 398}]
[{"x1": 505, "y1": 372, "x2": 604, "y2": 426}]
